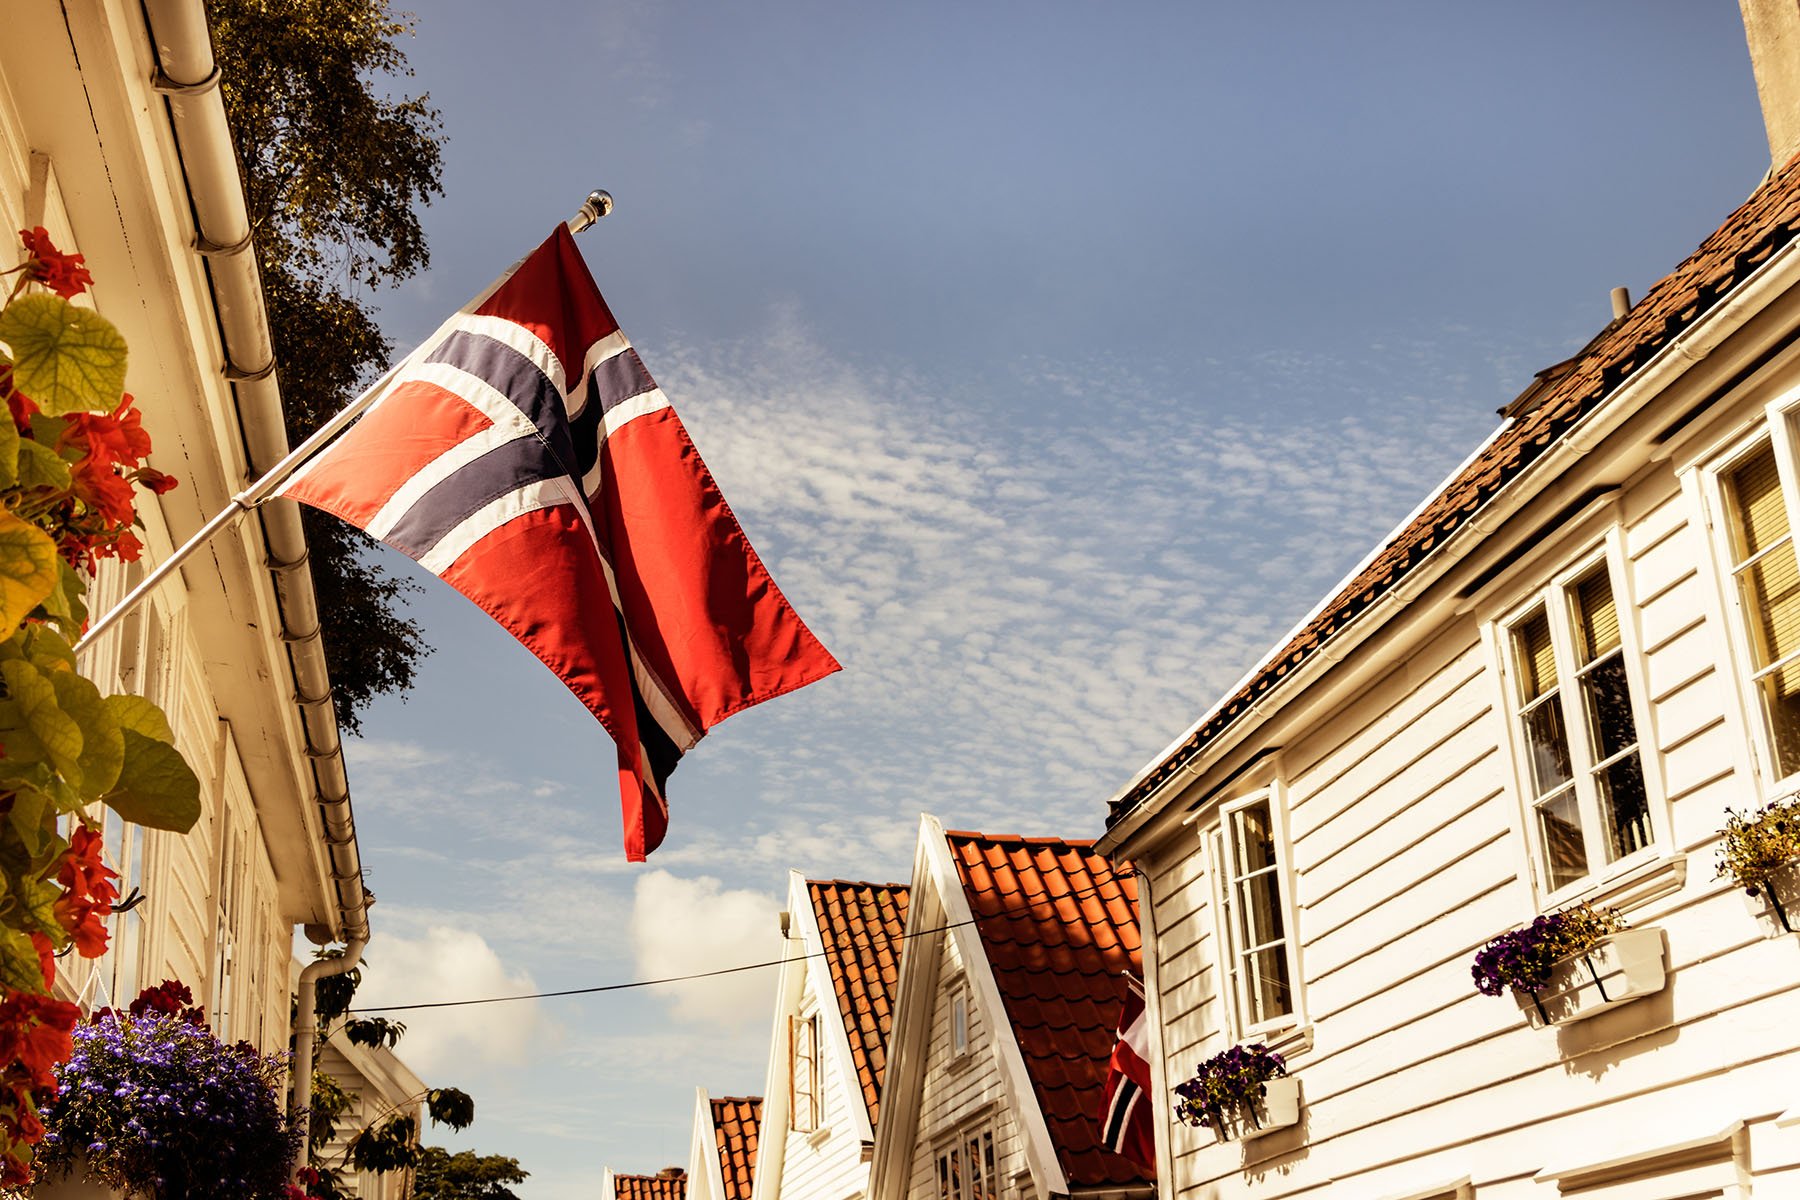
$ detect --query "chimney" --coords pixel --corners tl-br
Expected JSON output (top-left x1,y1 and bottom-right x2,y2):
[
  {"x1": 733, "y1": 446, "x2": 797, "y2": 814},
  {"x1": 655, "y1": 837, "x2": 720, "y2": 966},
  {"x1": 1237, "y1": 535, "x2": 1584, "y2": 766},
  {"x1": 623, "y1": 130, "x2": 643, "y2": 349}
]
[{"x1": 1740, "y1": 0, "x2": 1800, "y2": 169}]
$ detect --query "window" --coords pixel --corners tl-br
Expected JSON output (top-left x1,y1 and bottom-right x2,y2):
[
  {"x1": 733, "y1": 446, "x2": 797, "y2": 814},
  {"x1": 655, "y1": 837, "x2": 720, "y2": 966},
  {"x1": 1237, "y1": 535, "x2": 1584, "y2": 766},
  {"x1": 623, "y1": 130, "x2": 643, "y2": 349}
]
[
  {"x1": 1502, "y1": 555, "x2": 1655, "y2": 895},
  {"x1": 1211, "y1": 791, "x2": 1297, "y2": 1035},
  {"x1": 936, "y1": 1126, "x2": 998, "y2": 1200},
  {"x1": 789, "y1": 1012, "x2": 820, "y2": 1133},
  {"x1": 1719, "y1": 440, "x2": 1800, "y2": 779},
  {"x1": 950, "y1": 984, "x2": 971, "y2": 1058}
]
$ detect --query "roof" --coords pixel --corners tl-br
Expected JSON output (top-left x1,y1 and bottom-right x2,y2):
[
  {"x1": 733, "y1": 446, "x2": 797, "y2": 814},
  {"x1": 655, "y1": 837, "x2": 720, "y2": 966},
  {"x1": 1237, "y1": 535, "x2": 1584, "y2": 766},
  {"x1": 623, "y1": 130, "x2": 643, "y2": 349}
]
[
  {"x1": 1108, "y1": 151, "x2": 1800, "y2": 828},
  {"x1": 711, "y1": 1096, "x2": 761, "y2": 1200},
  {"x1": 808, "y1": 879, "x2": 910, "y2": 1127},
  {"x1": 613, "y1": 1172, "x2": 687, "y2": 1200},
  {"x1": 943, "y1": 831, "x2": 1146, "y2": 1189}
]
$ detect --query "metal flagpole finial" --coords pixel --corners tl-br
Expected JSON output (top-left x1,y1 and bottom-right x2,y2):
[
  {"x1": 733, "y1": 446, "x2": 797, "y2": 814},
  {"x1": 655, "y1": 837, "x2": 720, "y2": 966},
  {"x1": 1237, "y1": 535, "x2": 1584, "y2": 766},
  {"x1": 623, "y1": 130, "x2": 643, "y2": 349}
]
[{"x1": 567, "y1": 190, "x2": 615, "y2": 234}]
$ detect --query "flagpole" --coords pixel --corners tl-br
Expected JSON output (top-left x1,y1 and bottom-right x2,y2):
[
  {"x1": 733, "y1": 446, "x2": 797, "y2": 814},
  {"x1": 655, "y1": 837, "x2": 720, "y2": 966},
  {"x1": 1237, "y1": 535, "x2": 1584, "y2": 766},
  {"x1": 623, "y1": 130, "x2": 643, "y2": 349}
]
[{"x1": 72, "y1": 189, "x2": 616, "y2": 655}]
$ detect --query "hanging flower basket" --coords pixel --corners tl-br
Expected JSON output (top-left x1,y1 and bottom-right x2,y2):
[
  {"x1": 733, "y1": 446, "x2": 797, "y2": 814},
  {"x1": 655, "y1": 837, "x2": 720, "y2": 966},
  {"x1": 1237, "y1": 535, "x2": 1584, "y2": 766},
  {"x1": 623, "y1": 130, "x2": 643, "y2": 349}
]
[
  {"x1": 1472, "y1": 903, "x2": 1667, "y2": 1028},
  {"x1": 1207, "y1": 1074, "x2": 1301, "y2": 1142}
]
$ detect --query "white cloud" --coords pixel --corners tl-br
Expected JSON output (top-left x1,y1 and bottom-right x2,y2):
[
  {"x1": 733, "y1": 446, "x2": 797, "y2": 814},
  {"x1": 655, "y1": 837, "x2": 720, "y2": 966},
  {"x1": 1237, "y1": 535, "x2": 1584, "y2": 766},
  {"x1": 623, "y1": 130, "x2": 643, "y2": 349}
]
[
  {"x1": 629, "y1": 871, "x2": 781, "y2": 1031},
  {"x1": 353, "y1": 926, "x2": 546, "y2": 1074}
]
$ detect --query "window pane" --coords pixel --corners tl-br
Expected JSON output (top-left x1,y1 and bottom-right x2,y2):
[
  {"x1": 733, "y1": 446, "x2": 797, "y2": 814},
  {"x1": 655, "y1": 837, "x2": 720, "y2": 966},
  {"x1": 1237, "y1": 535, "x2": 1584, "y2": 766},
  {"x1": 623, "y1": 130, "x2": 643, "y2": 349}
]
[
  {"x1": 967, "y1": 1138, "x2": 984, "y2": 1200},
  {"x1": 1580, "y1": 654, "x2": 1638, "y2": 763},
  {"x1": 1738, "y1": 541, "x2": 1800, "y2": 670},
  {"x1": 1573, "y1": 569, "x2": 1622, "y2": 662},
  {"x1": 1597, "y1": 753, "x2": 1651, "y2": 862},
  {"x1": 1235, "y1": 871, "x2": 1285, "y2": 950},
  {"x1": 1244, "y1": 947, "x2": 1292, "y2": 1025},
  {"x1": 1536, "y1": 787, "x2": 1588, "y2": 891},
  {"x1": 1514, "y1": 608, "x2": 1558, "y2": 701},
  {"x1": 1521, "y1": 695, "x2": 1574, "y2": 798},
  {"x1": 948, "y1": 1146, "x2": 962, "y2": 1200},
  {"x1": 1757, "y1": 662, "x2": 1800, "y2": 778},
  {"x1": 938, "y1": 1155, "x2": 953, "y2": 1200},
  {"x1": 1726, "y1": 444, "x2": 1790, "y2": 561},
  {"x1": 1230, "y1": 801, "x2": 1277, "y2": 873},
  {"x1": 982, "y1": 1133, "x2": 995, "y2": 1197}
]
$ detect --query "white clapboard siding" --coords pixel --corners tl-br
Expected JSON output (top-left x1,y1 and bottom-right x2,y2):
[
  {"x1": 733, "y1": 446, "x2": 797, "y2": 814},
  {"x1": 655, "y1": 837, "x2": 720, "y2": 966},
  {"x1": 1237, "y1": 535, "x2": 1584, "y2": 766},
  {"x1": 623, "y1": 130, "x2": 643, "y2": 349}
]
[
  {"x1": 906, "y1": 931, "x2": 1031, "y2": 1200},
  {"x1": 780, "y1": 987, "x2": 872, "y2": 1200},
  {"x1": 1141, "y1": 461, "x2": 1800, "y2": 1199}
]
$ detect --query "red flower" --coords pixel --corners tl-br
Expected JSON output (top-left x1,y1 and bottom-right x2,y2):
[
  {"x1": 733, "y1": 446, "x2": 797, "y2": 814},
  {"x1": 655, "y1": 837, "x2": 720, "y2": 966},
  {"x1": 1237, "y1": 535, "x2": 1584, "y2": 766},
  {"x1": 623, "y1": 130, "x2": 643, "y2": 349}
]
[
  {"x1": 0, "y1": 368, "x2": 34, "y2": 433},
  {"x1": 57, "y1": 394, "x2": 152, "y2": 473},
  {"x1": 18, "y1": 227, "x2": 93, "y2": 300},
  {"x1": 52, "y1": 826, "x2": 117, "y2": 959},
  {"x1": 0, "y1": 991, "x2": 78, "y2": 1090},
  {"x1": 69, "y1": 456, "x2": 137, "y2": 526},
  {"x1": 26, "y1": 935, "x2": 52, "y2": 991}
]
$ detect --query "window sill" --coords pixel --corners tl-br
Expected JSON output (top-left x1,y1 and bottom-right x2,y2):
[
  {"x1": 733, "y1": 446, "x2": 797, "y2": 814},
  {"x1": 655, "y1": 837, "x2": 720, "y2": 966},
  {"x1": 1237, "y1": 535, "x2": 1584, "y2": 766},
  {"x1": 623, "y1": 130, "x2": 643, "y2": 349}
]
[
  {"x1": 1263, "y1": 1022, "x2": 1314, "y2": 1062},
  {"x1": 1563, "y1": 853, "x2": 1687, "y2": 915},
  {"x1": 807, "y1": 1125, "x2": 832, "y2": 1151},
  {"x1": 947, "y1": 1047, "x2": 977, "y2": 1074}
]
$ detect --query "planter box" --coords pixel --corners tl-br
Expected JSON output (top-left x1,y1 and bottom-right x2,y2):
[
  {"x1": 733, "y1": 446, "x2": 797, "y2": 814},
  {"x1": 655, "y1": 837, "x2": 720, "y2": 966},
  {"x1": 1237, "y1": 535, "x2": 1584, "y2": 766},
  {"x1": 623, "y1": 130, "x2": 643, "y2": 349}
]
[
  {"x1": 1211, "y1": 1075, "x2": 1301, "y2": 1143},
  {"x1": 1514, "y1": 927, "x2": 1668, "y2": 1029},
  {"x1": 32, "y1": 1159, "x2": 120, "y2": 1199},
  {"x1": 1742, "y1": 860, "x2": 1800, "y2": 938}
]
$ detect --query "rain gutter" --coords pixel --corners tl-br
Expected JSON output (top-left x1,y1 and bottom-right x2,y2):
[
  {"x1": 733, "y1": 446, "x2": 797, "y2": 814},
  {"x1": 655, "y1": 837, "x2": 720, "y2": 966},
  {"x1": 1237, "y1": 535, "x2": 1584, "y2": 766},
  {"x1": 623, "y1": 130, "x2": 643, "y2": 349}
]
[{"x1": 137, "y1": 0, "x2": 367, "y2": 945}]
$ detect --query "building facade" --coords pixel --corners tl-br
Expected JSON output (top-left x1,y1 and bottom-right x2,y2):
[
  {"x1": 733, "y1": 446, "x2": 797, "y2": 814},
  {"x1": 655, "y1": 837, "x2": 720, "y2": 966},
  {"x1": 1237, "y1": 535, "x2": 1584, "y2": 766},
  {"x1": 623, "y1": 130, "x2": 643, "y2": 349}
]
[{"x1": 1099, "y1": 25, "x2": 1800, "y2": 1198}]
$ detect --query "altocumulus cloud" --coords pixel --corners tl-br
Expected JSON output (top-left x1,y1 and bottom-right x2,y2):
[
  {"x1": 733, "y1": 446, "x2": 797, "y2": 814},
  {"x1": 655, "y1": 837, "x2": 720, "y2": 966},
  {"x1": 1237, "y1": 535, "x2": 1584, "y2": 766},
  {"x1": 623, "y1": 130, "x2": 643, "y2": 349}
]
[{"x1": 629, "y1": 870, "x2": 781, "y2": 1031}]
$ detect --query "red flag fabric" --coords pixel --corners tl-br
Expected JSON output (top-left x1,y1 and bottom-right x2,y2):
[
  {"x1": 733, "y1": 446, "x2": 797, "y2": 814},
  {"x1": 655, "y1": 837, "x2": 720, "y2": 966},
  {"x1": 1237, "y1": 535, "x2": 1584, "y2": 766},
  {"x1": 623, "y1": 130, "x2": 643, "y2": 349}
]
[
  {"x1": 279, "y1": 227, "x2": 840, "y2": 859},
  {"x1": 1099, "y1": 986, "x2": 1157, "y2": 1173}
]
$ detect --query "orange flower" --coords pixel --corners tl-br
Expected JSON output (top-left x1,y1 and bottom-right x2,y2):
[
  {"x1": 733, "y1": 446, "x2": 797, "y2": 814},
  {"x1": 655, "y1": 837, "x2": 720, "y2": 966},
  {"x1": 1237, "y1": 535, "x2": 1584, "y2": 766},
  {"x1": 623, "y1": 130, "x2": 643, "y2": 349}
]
[
  {"x1": 27, "y1": 935, "x2": 52, "y2": 990},
  {"x1": 52, "y1": 827, "x2": 117, "y2": 960}
]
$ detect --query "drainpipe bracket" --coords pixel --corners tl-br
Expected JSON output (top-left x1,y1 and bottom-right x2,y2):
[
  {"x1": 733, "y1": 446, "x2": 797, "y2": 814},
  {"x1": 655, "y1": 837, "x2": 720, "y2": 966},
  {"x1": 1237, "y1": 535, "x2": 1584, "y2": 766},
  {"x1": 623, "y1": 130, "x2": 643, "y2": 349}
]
[
  {"x1": 224, "y1": 357, "x2": 277, "y2": 383},
  {"x1": 151, "y1": 65, "x2": 221, "y2": 97},
  {"x1": 279, "y1": 623, "x2": 322, "y2": 643},
  {"x1": 266, "y1": 548, "x2": 310, "y2": 572},
  {"x1": 193, "y1": 229, "x2": 254, "y2": 257}
]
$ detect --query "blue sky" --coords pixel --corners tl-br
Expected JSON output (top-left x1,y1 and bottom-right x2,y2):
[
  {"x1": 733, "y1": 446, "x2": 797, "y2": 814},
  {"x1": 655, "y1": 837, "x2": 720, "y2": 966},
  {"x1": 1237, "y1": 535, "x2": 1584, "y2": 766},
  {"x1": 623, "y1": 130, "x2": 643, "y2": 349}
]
[{"x1": 327, "y1": 3, "x2": 1772, "y2": 1196}]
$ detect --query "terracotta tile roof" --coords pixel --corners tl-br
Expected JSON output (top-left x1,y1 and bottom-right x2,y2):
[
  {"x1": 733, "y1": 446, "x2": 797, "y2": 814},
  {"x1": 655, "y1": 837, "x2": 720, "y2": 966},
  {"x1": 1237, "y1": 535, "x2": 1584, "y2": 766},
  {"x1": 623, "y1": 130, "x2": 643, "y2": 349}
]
[
  {"x1": 808, "y1": 879, "x2": 910, "y2": 1128},
  {"x1": 711, "y1": 1095, "x2": 761, "y2": 1200},
  {"x1": 613, "y1": 1171, "x2": 687, "y2": 1200},
  {"x1": 944, "y1": 831, "x2": 1146, "y2": 1189},
  {"x1": 1109, "y1": 152, "x2": 1800, "y2": 827}
]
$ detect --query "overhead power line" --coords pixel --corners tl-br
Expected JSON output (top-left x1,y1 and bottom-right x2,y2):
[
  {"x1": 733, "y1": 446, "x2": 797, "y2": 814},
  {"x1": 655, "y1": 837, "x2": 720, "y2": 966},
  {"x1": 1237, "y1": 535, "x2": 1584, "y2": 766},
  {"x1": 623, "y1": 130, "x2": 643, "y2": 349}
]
[{"x1": 347, "y1": 876, "x2": 1136, "y2": 1014}]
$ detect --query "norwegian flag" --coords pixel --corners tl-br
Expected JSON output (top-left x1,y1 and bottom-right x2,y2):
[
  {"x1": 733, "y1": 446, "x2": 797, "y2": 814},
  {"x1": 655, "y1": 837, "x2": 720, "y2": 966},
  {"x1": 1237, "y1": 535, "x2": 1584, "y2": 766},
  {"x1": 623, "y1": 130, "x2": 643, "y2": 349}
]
[
  {"x1": 279, "y1": 226, "x2": 839, "y2": 860},
  {"x1": 1100, "y1": 984, "x2": 1156, "y2": 1173}
]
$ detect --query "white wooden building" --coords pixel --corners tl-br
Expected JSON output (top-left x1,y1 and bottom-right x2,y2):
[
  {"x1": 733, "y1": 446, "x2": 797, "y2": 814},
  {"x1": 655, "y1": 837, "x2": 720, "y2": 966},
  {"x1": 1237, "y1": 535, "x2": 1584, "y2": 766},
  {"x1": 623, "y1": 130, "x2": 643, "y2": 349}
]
[
  {"x1": 315, "y1": 1029, "x2": 426, "y2": 1200},
  {"x1": 689, "y1": 1092, "x2": 763, "y2": 1200},
  {"x1": 869, "y1": 817, "x2": 1147, "y2": 1200},
  {"x1": 753, "y1": 873, "x2": 910, "y2": 1200},
  {"x1": 1097, "y1": 7, "x2": 1800, "y2": 1198},
  {"x1": 1, "y1": 0, "x2": 370, "y2": 1052}
]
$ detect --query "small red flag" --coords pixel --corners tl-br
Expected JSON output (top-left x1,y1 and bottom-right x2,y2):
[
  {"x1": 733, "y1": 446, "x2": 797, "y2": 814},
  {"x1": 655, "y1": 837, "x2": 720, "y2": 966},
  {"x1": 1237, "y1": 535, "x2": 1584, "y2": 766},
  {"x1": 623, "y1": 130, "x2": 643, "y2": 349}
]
[{"x1": 1099, "y1": 987, "x2": 1157, "y2": 1173}]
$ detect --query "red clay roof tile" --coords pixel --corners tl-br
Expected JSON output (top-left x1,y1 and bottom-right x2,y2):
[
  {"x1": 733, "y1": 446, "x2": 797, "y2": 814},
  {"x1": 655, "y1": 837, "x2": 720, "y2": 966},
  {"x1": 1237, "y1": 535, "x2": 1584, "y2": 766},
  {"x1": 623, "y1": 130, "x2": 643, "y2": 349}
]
[
  {"x1": 807, "y1": 880, "x2": 910, "y2": 1128},
  {"x1": 613, "y1": 1171, "x2": 688, "y2": 1200},
  {"x1": 943, "y1": 831, "x2": 1147, "y2": 1190},
  {"x1": 1110, "y1": 153, "x2": 1800, "y2": 827},
  {"x1": 710, "y1": 1096, "x2": 761, "y2": 1200}
]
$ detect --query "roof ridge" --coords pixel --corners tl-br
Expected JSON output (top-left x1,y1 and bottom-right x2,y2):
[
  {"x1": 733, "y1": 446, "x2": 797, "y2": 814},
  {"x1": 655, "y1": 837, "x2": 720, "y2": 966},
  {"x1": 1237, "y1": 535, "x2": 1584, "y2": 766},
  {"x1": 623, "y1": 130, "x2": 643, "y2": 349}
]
[
  {"x1": 943, "y1": 829, "x2": 1100, "y2": 849},
  {"x1": 805, "y1": 877, "x2": 910, "y2": 891}
]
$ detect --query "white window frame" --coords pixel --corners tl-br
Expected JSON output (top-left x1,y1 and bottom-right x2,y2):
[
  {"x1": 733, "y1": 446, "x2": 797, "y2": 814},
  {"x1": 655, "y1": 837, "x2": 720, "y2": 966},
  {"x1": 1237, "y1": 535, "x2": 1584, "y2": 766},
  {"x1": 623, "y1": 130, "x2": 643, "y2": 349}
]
[
  {"x1": 949, "y1": 979, "x2": 972, "y2": 1059},
  {"x1": 1206, "y1": 784, "x2": 1303, "y2": 1041},
  {"x1": 934, "y1": 1120, "x2": 1001, "y2": 1200},
  {"x1": 789, "y1": 1009, "x2": 821, "y2": 1134},
  {"x1": 1700, "y1": 410, "x2": 1800, "y2": 798},
  {"x1": 1491, "y1": 538, "x2": 1666, "y2": 906}
]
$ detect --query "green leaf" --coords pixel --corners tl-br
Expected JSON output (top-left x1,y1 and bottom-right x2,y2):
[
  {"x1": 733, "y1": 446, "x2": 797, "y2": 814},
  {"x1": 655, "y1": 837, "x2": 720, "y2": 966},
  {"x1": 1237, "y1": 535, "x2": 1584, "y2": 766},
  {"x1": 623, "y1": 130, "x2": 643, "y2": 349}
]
[
  {"x1": 23, "y1": 624, "x2": 77, "y2": 673},
  {"x1": 0, "y1": 927, "x2": 46, "y2": 993},
  {"x1": 104, "y1": 693, "x2": 174, "y2": 743},
  {"x1": 50, "y1": 670, "x2": 121, "y2": 796},
  {"x1": 103, "y1": 729, "x2": 200, "y2": 833},
  {"x1": 7, "y1": 787, "x2": 47, "y2": 856},
  {"x1": 0, "y1": 414, "x2": 20, "y2": 491},
  {"x1": 0, "y1": 659, "x2": 81, "y2": 782},
  {"x1": 16, "y1": 439, "x2": 70, "y2": 491},
  {"x1": 0, "y1": 294, "x2": 128, "y2": 415},
  {"x1": 0, "y1": 510, "x2": 60, "y2": 642}
]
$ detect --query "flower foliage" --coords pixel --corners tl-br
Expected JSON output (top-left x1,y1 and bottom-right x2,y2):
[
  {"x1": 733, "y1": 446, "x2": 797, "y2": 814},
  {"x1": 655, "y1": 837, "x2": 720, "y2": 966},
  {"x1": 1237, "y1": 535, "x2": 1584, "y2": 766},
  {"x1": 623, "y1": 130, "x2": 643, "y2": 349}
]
[
  {"x1": 0, "y1": 228, "x2": 203, "y2": 1181},
  {"x1": 1471, "y1": 902, "x2": 1627, "y2": 998},
  {"x1": 1172, "y1": 1042, "x2": 1286, "y2": 1132},
  {"x1": 34, "y1": 985, "x2": 301, "y2": 1199},
  {"x1": 1716, "y1": 796, "x2": 1800, "y2": 897}
]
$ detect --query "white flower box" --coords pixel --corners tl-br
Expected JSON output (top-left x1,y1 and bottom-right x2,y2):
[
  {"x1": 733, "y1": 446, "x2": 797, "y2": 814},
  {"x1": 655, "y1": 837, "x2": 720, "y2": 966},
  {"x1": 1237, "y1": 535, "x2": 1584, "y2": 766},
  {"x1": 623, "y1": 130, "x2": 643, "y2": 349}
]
[
  {"x1": 32, "y1": 1158, "x2": 121, "y2": 1199},
  {"x1": 1211, "y1": 1075, "x2": 1301, "y2": 1143},
  {"x1": 1514, "y1": 927, "x2": 1668, "y2": 1029}
]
